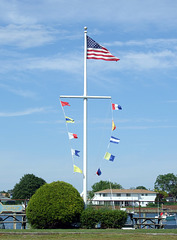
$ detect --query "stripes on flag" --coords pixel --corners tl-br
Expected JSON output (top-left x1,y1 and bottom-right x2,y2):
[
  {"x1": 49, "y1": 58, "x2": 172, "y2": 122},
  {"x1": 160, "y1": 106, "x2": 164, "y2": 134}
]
[
  {"x1": 87, "y1": 36, "x2": 119, "y2": 61},
  {"x1": 112, "y1": 103, "x2": 122, "y2": 110},
  {"x1": 65, "y1": 116, "x2": 75, "y2": 123},
  {"x1": 110, "y1": 136, "x2": 120, "y2": 144}
]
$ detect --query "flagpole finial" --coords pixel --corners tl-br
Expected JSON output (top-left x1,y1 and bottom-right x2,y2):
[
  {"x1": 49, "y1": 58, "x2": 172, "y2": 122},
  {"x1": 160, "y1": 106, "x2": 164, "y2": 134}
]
[{"x1": 84, "y1": 26, "x2": 87, "y2": 32}]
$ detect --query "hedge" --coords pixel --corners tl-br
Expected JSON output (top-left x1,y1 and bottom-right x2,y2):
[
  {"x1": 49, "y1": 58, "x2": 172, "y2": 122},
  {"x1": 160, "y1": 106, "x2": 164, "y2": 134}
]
[{"x1": 80, "y1": 207, "x2": 127, "y2": 229}]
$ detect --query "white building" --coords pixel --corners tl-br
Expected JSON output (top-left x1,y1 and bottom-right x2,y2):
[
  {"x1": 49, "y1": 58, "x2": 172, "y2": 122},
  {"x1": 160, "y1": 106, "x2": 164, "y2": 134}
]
[{"x1": 91, "y1": 189, "x2": 157, "y2": 207}]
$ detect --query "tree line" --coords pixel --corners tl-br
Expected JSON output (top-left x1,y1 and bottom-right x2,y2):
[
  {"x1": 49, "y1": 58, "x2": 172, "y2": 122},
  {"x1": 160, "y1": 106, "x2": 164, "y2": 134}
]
[{"x1": 1, "y1": 173, "x2": 177, "y2": 201}]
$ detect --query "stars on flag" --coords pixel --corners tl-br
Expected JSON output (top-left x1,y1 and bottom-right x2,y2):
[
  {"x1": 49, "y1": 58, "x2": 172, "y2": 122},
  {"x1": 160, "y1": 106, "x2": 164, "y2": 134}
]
[{"x1": 87, "y1": 36, "x2": 119, "y2": 61}]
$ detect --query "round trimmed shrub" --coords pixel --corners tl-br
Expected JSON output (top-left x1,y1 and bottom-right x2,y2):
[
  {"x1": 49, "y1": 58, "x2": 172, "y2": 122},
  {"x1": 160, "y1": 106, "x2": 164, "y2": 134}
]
[{"x1": 26, "y1": 181, "x2": 84, "y2": 229}]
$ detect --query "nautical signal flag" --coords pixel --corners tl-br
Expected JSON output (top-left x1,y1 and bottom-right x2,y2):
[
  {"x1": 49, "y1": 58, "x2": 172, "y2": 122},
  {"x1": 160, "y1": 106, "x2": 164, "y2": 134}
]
[
  {"x1": 112, "y1": 120, "x2": 116, "y2": 131},
  {"x1": 104, "y1": 152, "x2": 115, "y2": 162},
  {"x1": 61, "y1": 101, "x2": 70, "y2": 107},
  {"x1": 68, "y1": 132, "x2": 78, "y2": 139},
  {"x1": 71, "y1": 149, "x2": 80, "y2": 157},
  {"x1": 96, "y1": 168, "x2": 102, "y2": 176},
  {"x1": 87, "y1": 36, "x2": 119, "y2": 61},
  {"x1": 112, "y1": 103, "x2": 122, "y2": 110},
  {"x1": 73, "y1": 165, "x2": 82, "y2": 174},
  {"x1": 65, "y1": 116, "x2": 75, "y2": 123},
  {"x1": 110, "y1": 136, "x2": 120, "y2": 144}
]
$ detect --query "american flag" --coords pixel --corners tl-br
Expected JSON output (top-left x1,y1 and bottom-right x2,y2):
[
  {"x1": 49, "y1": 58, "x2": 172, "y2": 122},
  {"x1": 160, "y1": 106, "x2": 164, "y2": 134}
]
[{"x1": 87, "y1": 36, "x2": 119, "y2": 61}]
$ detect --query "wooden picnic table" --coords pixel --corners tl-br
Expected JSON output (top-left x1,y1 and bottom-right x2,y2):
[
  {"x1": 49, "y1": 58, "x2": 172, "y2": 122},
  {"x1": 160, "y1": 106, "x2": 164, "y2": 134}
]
[{"x1": 133, "y1": 216, "x2": 164, "y2": 229}]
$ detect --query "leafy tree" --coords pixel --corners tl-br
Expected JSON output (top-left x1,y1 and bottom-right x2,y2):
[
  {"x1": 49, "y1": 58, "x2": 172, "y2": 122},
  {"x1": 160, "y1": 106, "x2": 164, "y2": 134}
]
[
  {"x1": 88, "y1": 180, "x2": 123, "y2": 199},
  {"x1": 26, "y1": 181, "x2": 84, "y2": 229},
  {"x1": 154, "y1": 173, "x2": 177, "y2": 200},
  {"x1": 155, "y1": 190, "x2": 168, "y2": 203},
  {"x1": 12, "y1": 174, "x2": 46, "y2": 199},
  {"x1": 136, "y1": 186, "x2": 147, "y2": 190}
]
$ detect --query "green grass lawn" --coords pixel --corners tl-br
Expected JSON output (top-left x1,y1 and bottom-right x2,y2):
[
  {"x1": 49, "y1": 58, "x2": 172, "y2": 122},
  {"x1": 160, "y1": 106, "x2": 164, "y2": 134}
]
[{"x1": 0, "y1": 229, "x2": 177, "y2": 240}]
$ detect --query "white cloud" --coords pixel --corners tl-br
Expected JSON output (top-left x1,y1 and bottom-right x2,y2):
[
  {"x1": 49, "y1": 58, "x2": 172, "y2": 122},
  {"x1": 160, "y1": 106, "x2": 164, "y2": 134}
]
[
  {"x1": 118, "y1": 50, "x2": 177, "y2": 71},
  {"x1": 0, "y1": 45, "x2": 176, "y2": 75},
  {"x1": 0, "y1": 24, "x2": 57, "y2": 48},
  {"x1": 107, "y1": 39, "x2": 177, "y2": 49},
  {"x1": 0, "y1": 83, "x2": 37, "y2": 98},
  {"x1": 0, "y1": 0, "x2": 177, "y2": 29},
  {"x1": 0, "y1": 53, "x2": 83, "y2": 74},
  {"x1": 0, "y1": 48, "x2": 176, "y2": 75},
  {"x1": 0, "y1": 107, "x2": 51, "y2": 117}
]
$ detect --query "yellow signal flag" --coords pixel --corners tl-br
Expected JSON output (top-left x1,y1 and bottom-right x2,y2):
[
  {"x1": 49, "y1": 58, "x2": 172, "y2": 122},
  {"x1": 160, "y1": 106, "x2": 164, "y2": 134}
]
[
  {"x1": 104, "y1": 152, "x2": 111, "y2": 160},
  {"x1": 73, "y1": 165, "x2": 83, "y2": 174},
  {"x1": 112, "y1": 120, "x2": 116, "y2": 131},
  {"x1": 65, "y1": 116, "x2": 75, "y2": 123}
]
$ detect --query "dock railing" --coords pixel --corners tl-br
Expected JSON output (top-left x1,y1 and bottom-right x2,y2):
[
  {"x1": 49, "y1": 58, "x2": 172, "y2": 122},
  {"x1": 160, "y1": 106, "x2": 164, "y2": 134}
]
[{"x1": 0, "y1": 198, "x2": 28, "y2": 229}]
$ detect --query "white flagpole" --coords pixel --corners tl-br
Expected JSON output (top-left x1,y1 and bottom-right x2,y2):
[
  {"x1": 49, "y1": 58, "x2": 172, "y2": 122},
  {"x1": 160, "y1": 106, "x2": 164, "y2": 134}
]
[
  {"x1": 60, "y1": 27, "x2": 111, "y2": 207},
  {"x1": 83, "y1": 26, "x2": 88, "y2": 206}
]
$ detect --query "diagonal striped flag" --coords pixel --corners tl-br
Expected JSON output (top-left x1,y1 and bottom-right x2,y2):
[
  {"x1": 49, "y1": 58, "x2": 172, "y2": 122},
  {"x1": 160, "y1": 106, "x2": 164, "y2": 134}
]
[{"x1": 65, "y1": 116, "x2": 74, "y2": 123}]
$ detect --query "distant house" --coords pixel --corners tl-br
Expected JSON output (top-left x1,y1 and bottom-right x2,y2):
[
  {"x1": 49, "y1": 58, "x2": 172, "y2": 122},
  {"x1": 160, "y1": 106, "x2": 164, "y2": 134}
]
[{"x1": 91, "y1": 189, "x2": 157, "y2": 207}]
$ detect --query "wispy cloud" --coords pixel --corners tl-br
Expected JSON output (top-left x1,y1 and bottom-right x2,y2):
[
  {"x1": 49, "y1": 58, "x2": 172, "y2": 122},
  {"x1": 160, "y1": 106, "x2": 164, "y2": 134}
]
[
  {"x1": 118, "y1": 50, "x2": 177, "y2": 71},
  {"x1": 0, "y1": 48, "x2": 176, "y2": 76},
  {"x1": 106, "y1": 38, "x2": 177, "y2": 49},
  {"x1": 0, "y1": 53, "x2": 83, "y2": 74},
  {"x1": 0, "y1": 83, "x2": 37, "y2": 98},
  {"x1": 0, "y1": 0, "x2": 177, "y2": 28},
  {"x1": 0, "y1": 107, "x2": 51, "y2": 117},
  {"x1": 0, "y1": 0, "x2": 176, "y2": 53},
  {"x1": 0, "y1": 24, "x2": 57, "y2": 48}
]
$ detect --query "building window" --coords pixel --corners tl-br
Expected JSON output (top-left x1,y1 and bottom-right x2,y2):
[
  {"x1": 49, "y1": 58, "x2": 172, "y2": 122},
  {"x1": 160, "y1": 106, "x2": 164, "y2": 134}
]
[
  {"x1": 126, "y1": 193, "x2": 131, "y2": 197},
  {"x1": 117, "y1": 193, "x2": 121, "y2": 196},
  {"x1": 103, "y1": 193, "x2": 107, "y2": 197},
  {"x1": 141, "y1": 194, "x2": 144, "y2": 196},
  {"x1": 114, "y1": 201, "x2": 120, "y2": 206}
]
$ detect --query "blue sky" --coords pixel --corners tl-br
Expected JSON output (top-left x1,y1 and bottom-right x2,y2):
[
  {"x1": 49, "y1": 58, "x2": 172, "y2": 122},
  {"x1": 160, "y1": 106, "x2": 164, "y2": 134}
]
[{"x1": 0, "y1": 0, "x2": 177, "y2": 193}]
